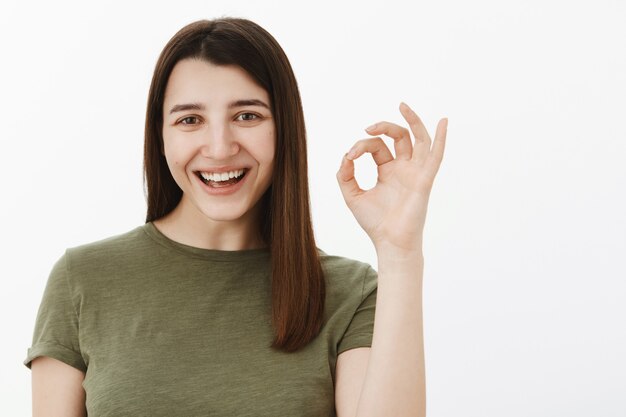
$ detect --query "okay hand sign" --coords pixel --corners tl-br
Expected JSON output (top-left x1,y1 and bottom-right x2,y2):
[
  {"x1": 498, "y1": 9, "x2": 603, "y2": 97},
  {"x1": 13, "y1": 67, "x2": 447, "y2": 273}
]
[{"x1": 337, "y1": 102, "x2": 448, "y2": 255}]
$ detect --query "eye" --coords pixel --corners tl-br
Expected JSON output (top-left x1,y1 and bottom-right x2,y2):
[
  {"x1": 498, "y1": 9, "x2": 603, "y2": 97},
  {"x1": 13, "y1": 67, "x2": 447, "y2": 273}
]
[
  {"x1": 178, "y1": 116, "x2": 200, "y2": 125},
  {"x1": 236, "y1": 112, "x2": 261, "y2": 122}
]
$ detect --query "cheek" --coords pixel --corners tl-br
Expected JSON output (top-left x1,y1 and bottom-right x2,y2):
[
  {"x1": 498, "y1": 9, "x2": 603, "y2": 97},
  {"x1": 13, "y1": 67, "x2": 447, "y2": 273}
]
[
  {"x1": 163, "y1": 154, "x2": 180, "y2": 178},
  {"x1": 245, "y1": 129, "x2": 275, "y2": 164},
  {"x1": 162, "y1": 144, "x2": 177, "y2": 167},
  {"x1": 265, "y1": 129, "x2": 276, "y2": 162},
  {"x1": 163, "y1": 136, "x2": 190, "y2": 168}
]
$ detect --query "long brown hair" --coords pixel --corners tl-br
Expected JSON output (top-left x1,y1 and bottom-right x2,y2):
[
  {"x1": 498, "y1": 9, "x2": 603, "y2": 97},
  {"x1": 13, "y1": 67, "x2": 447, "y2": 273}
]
[{"x1": 143, "y1": 18, "x2": 325, "y2": 352}]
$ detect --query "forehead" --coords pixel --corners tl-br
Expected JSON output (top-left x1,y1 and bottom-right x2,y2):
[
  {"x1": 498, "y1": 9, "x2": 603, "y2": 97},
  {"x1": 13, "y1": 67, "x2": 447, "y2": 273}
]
[{"x1": 163, "y1": 59, "x2": 269, "y2": 106}]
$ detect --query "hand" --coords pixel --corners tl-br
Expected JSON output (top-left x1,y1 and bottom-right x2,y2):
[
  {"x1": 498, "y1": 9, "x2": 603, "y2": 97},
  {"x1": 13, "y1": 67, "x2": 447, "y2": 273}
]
[{"x1": 336, "y1": 102, "x2": 448, "y2": 255}]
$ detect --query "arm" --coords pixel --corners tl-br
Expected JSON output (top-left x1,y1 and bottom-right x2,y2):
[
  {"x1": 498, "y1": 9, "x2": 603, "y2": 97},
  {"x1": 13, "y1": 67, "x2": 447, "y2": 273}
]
[
  {"x1": 335, "y1": 347, "x2": 371, "y2": 417},
  {"x1": 355, "y1": 249, "x2": 425, "y2": 417},
  {"x1": 31, "y1": 357, "x2": 87, "y2": 417},
  {"x1": 336, "y1": 102, "x2": 447, "y2": 416},
  {"x1": 335, "y1": 252, "x2": 425, "y2": 417}
]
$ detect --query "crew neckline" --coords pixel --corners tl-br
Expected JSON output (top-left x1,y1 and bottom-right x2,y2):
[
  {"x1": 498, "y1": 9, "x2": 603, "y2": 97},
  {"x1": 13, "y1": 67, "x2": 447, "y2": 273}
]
[{"x1": 142, "y1": 221, "x2": 271, "y2": 262}]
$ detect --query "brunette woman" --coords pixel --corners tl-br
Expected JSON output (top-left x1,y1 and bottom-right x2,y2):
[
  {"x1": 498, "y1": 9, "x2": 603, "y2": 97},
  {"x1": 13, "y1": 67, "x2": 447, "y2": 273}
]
[{"x1": 25, "y1": 17, "x2": 447, "y2": 417}]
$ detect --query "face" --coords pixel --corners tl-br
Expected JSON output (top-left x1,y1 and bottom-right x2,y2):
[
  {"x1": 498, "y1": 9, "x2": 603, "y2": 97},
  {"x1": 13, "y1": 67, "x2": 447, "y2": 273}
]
[{"x1": 162, "y1": 58, "x2": 275, "y2": 224}]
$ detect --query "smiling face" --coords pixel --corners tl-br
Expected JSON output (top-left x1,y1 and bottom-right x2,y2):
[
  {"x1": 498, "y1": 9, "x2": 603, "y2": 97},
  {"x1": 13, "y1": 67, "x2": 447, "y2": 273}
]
[{"x1": 161, "y1": 58, "x2": 275, "y2": 225}]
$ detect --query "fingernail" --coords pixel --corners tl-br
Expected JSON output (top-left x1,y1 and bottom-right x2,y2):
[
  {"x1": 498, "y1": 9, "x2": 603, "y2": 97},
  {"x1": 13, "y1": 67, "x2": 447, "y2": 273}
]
[
  {"x1": 365, "y1": 123, "x2": 377, "y2": 132},
  {"x1": 347, "y1": 148, "x2": 357, "y2": 160}
]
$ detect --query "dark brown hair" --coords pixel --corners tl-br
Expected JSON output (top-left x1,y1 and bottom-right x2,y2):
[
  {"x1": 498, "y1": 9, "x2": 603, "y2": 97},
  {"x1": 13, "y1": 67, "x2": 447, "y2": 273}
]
[{"x1": 143, "y1": 18, "x2": 325, "y2": 352}]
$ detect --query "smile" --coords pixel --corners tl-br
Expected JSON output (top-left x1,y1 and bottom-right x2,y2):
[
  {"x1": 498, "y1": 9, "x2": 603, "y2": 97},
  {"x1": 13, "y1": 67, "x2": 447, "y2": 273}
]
[{"x1": 194, "y1": 168, "x2": 248, "y2": 188}]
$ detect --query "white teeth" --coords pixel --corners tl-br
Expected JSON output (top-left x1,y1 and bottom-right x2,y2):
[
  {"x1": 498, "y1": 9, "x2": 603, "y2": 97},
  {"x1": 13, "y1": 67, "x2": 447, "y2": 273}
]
[{"x1": 199, "y1": 169, "x2": 245, "y2": 182}]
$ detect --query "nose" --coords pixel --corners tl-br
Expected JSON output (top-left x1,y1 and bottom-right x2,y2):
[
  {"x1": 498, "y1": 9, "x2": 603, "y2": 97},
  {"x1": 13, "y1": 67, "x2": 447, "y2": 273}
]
[{"x1": 199, "y1": 124, "x2": 240, "y2": 160}]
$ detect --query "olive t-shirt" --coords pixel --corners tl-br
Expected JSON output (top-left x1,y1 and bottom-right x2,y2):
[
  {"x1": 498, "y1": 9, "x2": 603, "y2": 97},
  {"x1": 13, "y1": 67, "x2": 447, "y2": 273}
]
[{"x1": 24, "y1": 222, "x2": 378, "y2": 416}]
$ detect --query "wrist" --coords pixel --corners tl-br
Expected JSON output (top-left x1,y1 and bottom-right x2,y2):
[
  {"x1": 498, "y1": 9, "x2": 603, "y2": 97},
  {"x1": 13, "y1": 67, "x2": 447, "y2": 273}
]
[
  {"x1": 375, "y1": 245, "x2": 424, "y2": 285},
  {"x1": 374, "y1": 241, "x2": 423, "y2": 262},
  {"x1": 375, "y1": 250, "x2": 424, "y2": 274}
]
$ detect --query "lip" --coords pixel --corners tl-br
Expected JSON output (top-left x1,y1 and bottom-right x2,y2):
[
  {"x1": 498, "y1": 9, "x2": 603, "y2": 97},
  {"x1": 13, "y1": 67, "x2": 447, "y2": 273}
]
[
  {"x1": 193, "y1": 165, "x2": 250, "y2": 175},
  {"x1": 194, "y1": 168, "x2": 249, "y2": 196}
]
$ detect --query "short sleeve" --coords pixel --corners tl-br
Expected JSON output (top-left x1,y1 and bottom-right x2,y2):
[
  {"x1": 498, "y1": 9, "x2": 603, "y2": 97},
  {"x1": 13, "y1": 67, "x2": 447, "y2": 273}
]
[
  {"x1": 23, "y1": 251, "x2": 87, "y2": 373},
  {"x1": 337, "y1": 265, "x2": 378, "y2": 355}
]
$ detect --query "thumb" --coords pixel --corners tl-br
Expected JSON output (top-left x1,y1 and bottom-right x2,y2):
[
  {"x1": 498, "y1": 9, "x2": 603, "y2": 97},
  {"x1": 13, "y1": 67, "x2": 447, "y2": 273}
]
[{"x1": 336, "y1": 153, "x2": 363, "y2": 205}]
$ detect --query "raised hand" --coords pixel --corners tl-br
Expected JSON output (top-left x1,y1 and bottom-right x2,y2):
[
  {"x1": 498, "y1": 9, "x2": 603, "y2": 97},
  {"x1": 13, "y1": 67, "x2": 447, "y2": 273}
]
[{"x1": 336, "y1": 102, "x2": 448, "y2": 255}]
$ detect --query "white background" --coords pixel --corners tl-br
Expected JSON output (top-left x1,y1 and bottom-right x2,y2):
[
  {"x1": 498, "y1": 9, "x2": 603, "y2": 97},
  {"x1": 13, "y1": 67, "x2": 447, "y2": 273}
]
[{"x1": 1, "y1": 0, "x2": 625, "y2": 416}]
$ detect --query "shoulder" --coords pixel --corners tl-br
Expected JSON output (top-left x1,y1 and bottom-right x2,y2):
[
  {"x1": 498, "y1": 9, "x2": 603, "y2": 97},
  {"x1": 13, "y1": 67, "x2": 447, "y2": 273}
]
[
  {"x1": 316, "y1": 248, "x2": 377, "y2": 301},
  {"x1": 63, "y1": 224, "x2": 150, "y2": 274},
  {"x1": 317, "y1": 248, "x2": 373, "y2": 277}
]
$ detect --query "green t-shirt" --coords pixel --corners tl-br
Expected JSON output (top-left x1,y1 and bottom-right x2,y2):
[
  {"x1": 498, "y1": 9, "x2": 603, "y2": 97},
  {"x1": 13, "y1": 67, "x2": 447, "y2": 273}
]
[{"x1": 24, "y1": 222, "x2": 378, "y2": 416}]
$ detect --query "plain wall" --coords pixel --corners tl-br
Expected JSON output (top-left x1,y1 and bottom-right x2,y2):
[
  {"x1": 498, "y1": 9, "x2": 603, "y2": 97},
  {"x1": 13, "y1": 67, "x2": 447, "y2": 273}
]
[{"x1": 1, "y1": 0, "x2": 625, "y2": 415}]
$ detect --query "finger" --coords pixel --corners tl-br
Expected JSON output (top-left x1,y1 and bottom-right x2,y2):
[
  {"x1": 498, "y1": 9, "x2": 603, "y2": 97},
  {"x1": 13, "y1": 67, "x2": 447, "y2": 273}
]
[
  {"x1": 399, "y1": 102, "x2": 431, "y2": 161},
  {"x1": 364, "y1": 121, "x2": 413, "y2": 160},
  {"x1": 428, "y1": 118, "x2": 448, "y2": 175},
  {"x1": 346, "y1": 137, "x2": 394, "y2": 166},
  {"x1": 336, "y1": 153, "x2": 364, "y2": 204}
]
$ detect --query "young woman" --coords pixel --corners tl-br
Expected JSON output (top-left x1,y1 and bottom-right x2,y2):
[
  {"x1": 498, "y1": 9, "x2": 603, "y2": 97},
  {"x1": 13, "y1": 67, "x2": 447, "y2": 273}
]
[{"x1": 24, "y1": 17, "x2": 447, "y2": 417}]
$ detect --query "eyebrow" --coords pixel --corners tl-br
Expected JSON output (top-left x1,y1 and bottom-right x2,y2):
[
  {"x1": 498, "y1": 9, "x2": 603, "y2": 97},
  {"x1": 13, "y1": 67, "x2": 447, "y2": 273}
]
[{"x1": 168, "y1": 99, "x2": 270, "y2": 114}]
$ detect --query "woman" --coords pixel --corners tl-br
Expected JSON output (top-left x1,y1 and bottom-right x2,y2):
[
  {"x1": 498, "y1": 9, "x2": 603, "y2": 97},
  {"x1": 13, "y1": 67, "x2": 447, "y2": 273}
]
[{"x1": 25, "y1": 17, "x2": 447, "y2": 417}]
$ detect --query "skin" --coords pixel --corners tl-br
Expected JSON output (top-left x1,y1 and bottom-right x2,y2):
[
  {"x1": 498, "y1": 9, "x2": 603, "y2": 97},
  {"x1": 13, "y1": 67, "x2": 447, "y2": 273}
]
[
  {"x1": 335, "y1": 103, "x2": 447, "y2": 417},
  {"x1": 337, "y1": 102, "x2": 447, "y2": 254},
  {"x1": 31, "y1": 357, "x2": 86, "y2": 417},
  {"x1": 153, "y1": 58, "x2": 276, "y2": 250},
  {"x1": 31, "y1": 55, "x2": 447, "y2": 416}
]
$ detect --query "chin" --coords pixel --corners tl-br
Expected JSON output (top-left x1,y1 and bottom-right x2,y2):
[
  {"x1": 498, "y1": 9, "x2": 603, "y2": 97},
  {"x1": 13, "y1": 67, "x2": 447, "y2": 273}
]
[
  {"x1": 200, "y1": 212, "x2": 243, "y2": 222},
  {"x1": 198, "y1": 206, "x2": 249, "y2": 222}
]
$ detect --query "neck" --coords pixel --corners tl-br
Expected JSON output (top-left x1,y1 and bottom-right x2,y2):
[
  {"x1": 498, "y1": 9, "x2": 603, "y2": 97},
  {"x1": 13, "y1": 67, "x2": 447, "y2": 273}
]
[{"x1": 152, "y1": 196, "x2": 267, "y2": 251}]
